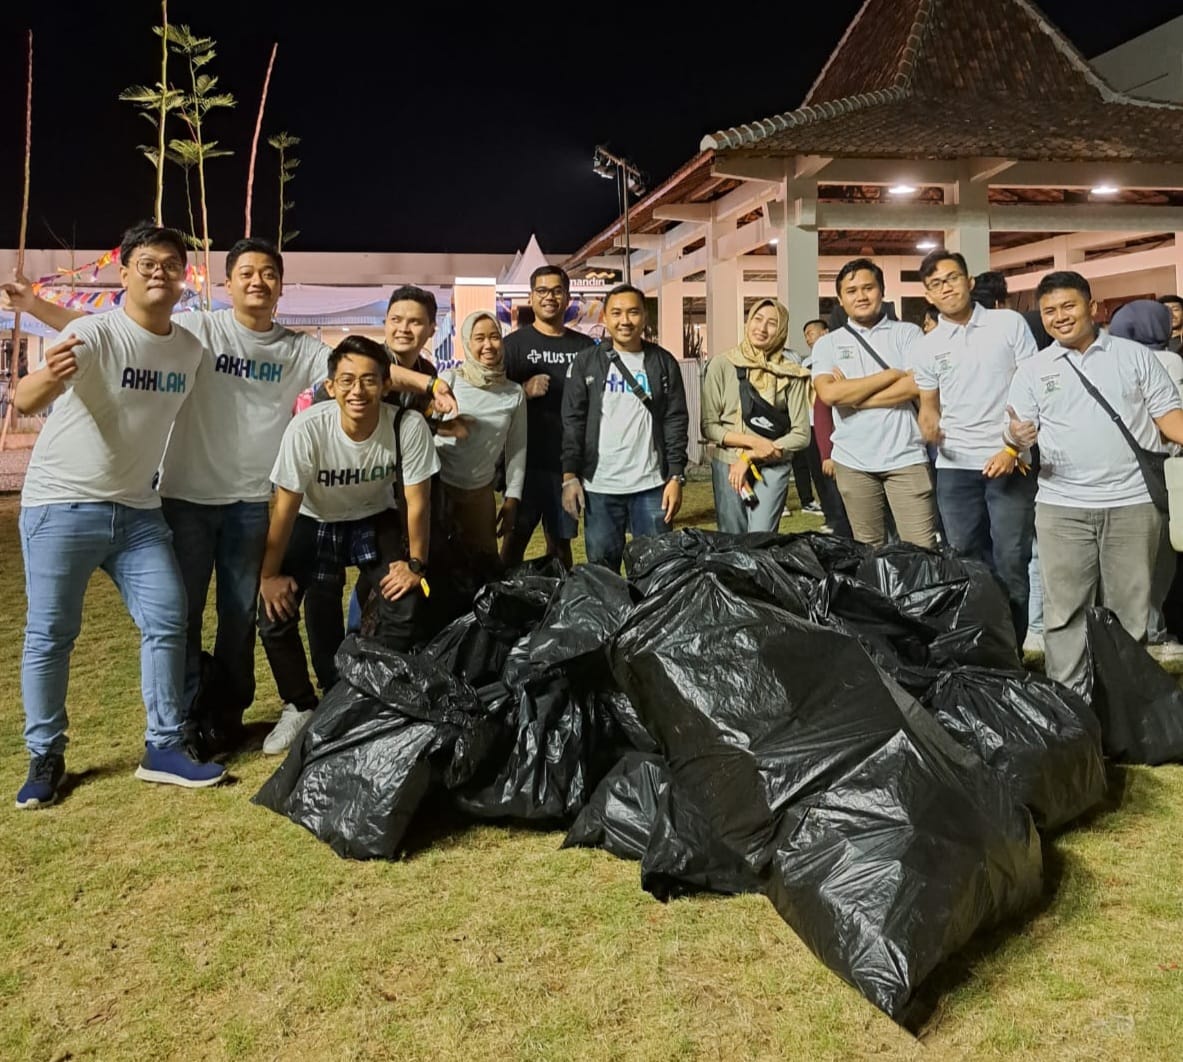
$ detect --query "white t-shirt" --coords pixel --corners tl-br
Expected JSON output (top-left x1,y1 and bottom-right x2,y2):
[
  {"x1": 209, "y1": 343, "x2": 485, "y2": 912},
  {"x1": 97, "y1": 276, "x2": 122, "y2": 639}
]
[
  {"x1": 1006, "y1": 331, "x2": 1181, "y2": 508},
  {"x1": 810, "y1": 317, "x2": 926, "y2": 472},
  {"x1": 911, "y1": 305, "x2": 1037, "y2": 469},
  {"x1": 271, "y1": 401, "x2": 440, "y2": 523},
  {"x1": 584, "y1": 350, "x2": 664, "y2": 494},
  {"x1": 158, "y1": 309, "x2": 329, "y2": 504},
  {"x1": 23, "y1": 310, "x2": 203, "y2": 509},
  {"x1": 434, "y1": 371, "x2": 527, "y2": 497}
]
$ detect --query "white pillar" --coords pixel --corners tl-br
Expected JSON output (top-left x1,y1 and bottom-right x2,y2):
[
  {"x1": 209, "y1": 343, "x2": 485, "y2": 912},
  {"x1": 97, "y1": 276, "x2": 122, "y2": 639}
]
[
  {"x1": 946, "y1": 164, "x2": 990, "y2": 276},
  {"x1": 772, "y1": 173, "x2": 821, "y2": 353},
  {"x1": 655, "y1": 238, "x2": 685, "y2": 355},
  {"x1": 1053, "y1": 235, "x2": 1084, "y2": 271},
  {"x1": 705, "y1": 218, "x2": 739, "y2": 358},
  {"x1": 880, "y1": 257, "x2": 903, "y2": 311},
  {"x1": 1174, "y1": 233, "x2": 1183, "y2": 295}
]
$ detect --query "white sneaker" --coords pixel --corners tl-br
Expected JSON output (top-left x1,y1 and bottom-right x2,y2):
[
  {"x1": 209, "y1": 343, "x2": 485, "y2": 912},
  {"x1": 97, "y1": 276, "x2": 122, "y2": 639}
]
[
  {"x1": 1022, "y1": 631, "x2": 1044, "y2": 654},
  {"x1": 262, "y1": 705, "x2": 315, "y2": 756}
]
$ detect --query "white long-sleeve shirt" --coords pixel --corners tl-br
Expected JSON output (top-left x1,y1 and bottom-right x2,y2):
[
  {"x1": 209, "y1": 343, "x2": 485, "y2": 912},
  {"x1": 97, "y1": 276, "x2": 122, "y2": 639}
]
[{"x1": 434, "y1": 371, "x2": 527, "y2": 497}]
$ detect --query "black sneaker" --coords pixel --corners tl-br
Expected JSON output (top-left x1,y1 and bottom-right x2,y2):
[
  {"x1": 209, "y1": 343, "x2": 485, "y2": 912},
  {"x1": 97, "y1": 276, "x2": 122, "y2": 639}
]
[{"x1": 16, "y1": 752, "x2": 65, "y2": 809}]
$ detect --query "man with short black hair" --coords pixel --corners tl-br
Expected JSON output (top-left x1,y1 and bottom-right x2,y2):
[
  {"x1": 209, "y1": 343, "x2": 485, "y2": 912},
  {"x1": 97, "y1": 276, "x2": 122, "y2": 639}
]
[
  {"x1": 502, "y1": 265, "x2": 590, "y2": 567},
  {"x1": 561, "y1": 285, "x2": 688, "y2": 573},
  {"x1": 1008, "y1": 271, "x2": 1183, "y2": 692},
  {"x1": 1159, "y1": 295, "x2": 1183, "y2": 353},
  {"x1": 811, "y1": 258, "x2": 937, "y2": 548},
  {"x1": 912, "y1": 249, "x2": 1038, "y2": 643},
  {"x1": 13, "y1": 223, "x2": 226, "y2": 807}
]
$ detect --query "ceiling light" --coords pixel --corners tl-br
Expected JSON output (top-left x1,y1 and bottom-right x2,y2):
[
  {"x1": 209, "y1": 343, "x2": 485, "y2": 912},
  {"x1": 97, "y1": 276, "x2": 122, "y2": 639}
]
[
  {"x1": 1090, "y1": 183, "x2": 1119, "y2": 196},
  {"x1": 768, "y1": 237, "x2": 779, "y2": 246},
  {"x1": 915, "y1": 239, "x2": 938, "y2": 251},
  {"x1": 888, "y1": 184, "x2": 918, "y2": 196}
]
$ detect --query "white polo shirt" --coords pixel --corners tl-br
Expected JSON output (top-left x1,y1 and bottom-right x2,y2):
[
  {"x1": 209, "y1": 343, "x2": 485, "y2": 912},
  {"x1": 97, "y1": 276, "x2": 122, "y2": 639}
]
[
  {"x1": 1006, "y1": 330, "x2": 1180, "y2": 508},
  {"x1": 810, "y1": 317, "x2": 925, "y2": 472},
  {"x1": 911, "y1": 305, "x2": 1037, "y2": 470}
]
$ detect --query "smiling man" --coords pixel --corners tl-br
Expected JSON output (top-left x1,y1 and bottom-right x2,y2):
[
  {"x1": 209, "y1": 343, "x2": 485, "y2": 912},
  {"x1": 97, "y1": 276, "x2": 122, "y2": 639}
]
[
  {"x1": 257, "y1": 335, "x2": 439, "y2": 755},
  {"x1": 560, "y1": 284, "x2": 688, "y2": 573},
  {"x1": 1007, "y1": 271, "x2": 1183, "y2": 692},
  {"x1": 811, "y1": 258, "x2": 937, "y2": 548},
  {"x1": 911, "y1": 249, "x2": 1038, "y2": 645},
  {"x1": 13, "y1": 223, "x2": 226, "y2": 807}
]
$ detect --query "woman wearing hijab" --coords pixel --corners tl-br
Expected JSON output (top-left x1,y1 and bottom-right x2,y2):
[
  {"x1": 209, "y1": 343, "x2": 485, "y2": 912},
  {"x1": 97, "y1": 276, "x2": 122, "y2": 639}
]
[
  {"x1": 1110, "y1": 299, "x2": 1183, "y2": 400},
  {"x1": 701, "y1": 298, "x2": 811, "y2": 533},
  {"x1": 434, "y1": 311, "x2": 527, "y2": 558}
]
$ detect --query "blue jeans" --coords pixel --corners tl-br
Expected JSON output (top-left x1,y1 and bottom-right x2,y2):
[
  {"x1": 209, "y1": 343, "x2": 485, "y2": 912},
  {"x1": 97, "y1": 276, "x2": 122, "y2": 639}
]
[
  {"x1": 584, "y1": 486, "x2": 670, "y2": 573},
  {"x1": 19, "y1": 503, "x2": 188, "y2": 756},
  {"x1": 162, "y1": 498, "x2": 270, "y2": 717},
  {"x1": 935, "y1": 467, "x2": 1037, "y2": 643},
  {"x1": 711, "y1": 459, "x2": 792, "y2": 534}
]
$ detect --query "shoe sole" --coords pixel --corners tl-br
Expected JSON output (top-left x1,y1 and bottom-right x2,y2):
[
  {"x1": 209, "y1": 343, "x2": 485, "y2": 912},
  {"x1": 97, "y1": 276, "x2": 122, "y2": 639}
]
[
  {"x1": 134, "y1": 766, "x2": 226, "y2": 788},
  {"x1": 14, "y1": 794, "x2": 56, "y2": 809}
]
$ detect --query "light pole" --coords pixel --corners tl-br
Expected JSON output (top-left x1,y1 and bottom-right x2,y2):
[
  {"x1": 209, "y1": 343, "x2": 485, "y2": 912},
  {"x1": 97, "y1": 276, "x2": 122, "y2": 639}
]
[{"x1": 593, "y1": 145, "x2": 646, "y2": 285}]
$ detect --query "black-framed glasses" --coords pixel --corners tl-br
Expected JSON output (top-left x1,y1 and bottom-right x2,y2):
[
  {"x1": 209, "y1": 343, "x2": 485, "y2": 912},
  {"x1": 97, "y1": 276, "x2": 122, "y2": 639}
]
[
  {"x1": 924, "y1": 272, "x2": 967, "y2": 293},
  {"x1": 132, "y1": 256, "x2": 186, "y2": 279},
  {"x1": 532, "y1": 286, "x2": 567, "y2": 299}
]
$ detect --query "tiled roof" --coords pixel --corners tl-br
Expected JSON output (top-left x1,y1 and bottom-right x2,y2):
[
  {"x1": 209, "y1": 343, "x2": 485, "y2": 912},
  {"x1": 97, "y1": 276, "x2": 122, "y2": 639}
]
[{"x1": 703, "y1": 0, "x2": 1183, "y2": 163}]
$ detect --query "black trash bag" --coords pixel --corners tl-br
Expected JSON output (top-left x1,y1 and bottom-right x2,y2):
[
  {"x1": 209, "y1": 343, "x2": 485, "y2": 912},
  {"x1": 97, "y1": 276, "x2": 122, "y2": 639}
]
[
  {"x1": 765, "y1": 678, "x2": 1042, "y2": 1022},
  {"x1": 471, "y1": 570, "x2": 562, "y2": 643},
  {"x1": 525, "y1": 564, "x2": 635, "y2": 670},
  {"x1": 419, "y1": 611, "x2": 511, "y2": 689},
  {"x1": 563, "y1": 751, "x2": 669, "y2": 860},
  {"x1": 923, "y1": 666, "x2": 1106, "y2": 829},
  {"x1": 1085, "y1": 606, "x2": 1183, "y2": 765},
  {"x1": 856, "y1": 545, "x2": 1019, "y2": 669}
]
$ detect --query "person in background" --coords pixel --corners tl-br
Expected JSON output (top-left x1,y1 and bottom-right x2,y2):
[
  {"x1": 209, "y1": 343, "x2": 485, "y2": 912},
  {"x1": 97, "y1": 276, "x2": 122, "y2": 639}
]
[
  {"x1": 561, "y1": 285, "x2": 689, "y2": 572},
  {"x1": 922, "y1": 305, "x2": 941, "y2": 334},
  {"x1": 1159, "y1": 295, "x2": 1183, "y2": 353},
  {"x1": 782, "y1": 319, "x2": 826, "y2": 518},
  {"x1": 434, "y1": 311, "x2": 527, "y2": 558},
  {"x1": 1109, "y1": 299, "x2": 1183, "y2": 657},
  {"x1": 501, "y1": 266, "x2": 589, "y2": 568},
  {"x1": 971, "y1": 271, "x2": 1010, "y2": 310},
  {"x1": 701, "y1": 299, "x2": 810, "y2": 532}
]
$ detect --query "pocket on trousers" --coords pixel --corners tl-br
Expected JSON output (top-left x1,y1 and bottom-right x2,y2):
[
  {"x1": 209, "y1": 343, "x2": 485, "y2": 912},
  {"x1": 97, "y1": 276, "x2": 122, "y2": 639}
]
[{"x1": 18, "y1": 506, "x2": 52, "y2": 540}]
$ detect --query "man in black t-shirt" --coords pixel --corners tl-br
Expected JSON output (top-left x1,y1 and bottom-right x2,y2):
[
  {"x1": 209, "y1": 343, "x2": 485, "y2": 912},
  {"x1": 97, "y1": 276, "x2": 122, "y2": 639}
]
[{"x1": 501, "y1": 265, "x2": 590, "y2": 567}]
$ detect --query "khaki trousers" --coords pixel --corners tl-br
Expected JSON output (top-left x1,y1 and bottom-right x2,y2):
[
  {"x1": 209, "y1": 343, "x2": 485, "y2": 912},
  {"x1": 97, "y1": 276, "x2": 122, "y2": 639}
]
[{"x1": 832, "y1": 462, "x2": 938, "y2": 549}]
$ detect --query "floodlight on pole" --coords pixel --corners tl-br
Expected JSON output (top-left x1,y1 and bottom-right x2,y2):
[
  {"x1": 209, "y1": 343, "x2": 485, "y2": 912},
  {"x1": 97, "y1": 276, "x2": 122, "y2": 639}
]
[{"x1": 592, "y1": 144, "x2": 647, "y2": 284}]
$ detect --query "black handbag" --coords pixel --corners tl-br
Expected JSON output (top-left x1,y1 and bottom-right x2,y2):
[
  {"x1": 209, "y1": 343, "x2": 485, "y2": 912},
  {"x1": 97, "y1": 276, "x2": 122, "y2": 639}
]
[{"x1": 1060, "y1": 355, "x2": 1169, "y2": 514}]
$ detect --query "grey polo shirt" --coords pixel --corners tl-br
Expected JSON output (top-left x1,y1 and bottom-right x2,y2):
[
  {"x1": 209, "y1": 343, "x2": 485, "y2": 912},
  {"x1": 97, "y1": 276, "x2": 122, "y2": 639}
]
[
  {"x1": 911, "y1": 304, "x2": 1037, "y2": 470},
  {"x1": 811, "y1": 317, "x2": 925, "y2": 472},
  {"x1": 1006, "y1": 330, "x2": 1180, "y2": 508}
]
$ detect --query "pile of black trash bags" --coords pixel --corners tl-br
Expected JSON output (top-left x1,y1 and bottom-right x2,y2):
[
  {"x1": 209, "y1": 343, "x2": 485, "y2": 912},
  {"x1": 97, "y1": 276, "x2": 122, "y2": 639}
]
[{"x1": 254, "y1": 530, "x2": 1183, "y2": 1022}]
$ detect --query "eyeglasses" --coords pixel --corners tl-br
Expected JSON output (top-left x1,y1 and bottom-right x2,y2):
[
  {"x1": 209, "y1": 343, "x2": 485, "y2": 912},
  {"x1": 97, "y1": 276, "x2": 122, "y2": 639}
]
[
  {"x1": 924, "y1": 272, "x2": 967, "y2": 293},
  {"x1": 132, "y1": 256, "x2": 186, "y2": 279},
  {"x1": 334, "y1": 374, "x2": 382, "y2": 392},
  {"x1": 532, "y1": 286, "x2": 567, "y2": 299}
]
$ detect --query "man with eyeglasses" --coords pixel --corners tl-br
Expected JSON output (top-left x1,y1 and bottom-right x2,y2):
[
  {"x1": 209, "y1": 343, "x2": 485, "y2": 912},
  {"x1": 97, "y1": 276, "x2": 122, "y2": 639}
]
[
  {"x1": 11, "y1": 223, "x2": 227, "y2": 808},
  {"x1": 910, "y1": 249, "x2": 1038, "y2": 646},
  {"x1": 501, "y1": 266, "x2": 592, "y2": 568},
  {"x1": 4, "y1": 247, "x2": 454, "y2": 759},
  {"x1": 812, "y1": 258, "x2": 937, "y2": 548},
  {"x1": 256, "y1": 335, "x2": 439, "y2": 755}
]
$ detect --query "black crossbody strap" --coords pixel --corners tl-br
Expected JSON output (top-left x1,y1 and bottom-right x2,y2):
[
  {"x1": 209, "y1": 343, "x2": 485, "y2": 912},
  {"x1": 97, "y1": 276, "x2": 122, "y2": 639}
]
[
  {"x1": 1059, "y1": 354, "x2": 1145, "y2": 458},
  {"x1": 841, "y1": 322, "x2": 892, "y2": 372},
  {"x1": 607, "y1": 348, "x2": 653, "y2": 410}
]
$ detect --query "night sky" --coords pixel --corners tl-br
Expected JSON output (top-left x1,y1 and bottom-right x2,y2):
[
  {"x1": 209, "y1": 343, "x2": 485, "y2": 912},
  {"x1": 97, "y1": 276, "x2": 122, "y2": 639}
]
[{"x1": 0, "y1": 2, "x2": 1179, "y2": 257}]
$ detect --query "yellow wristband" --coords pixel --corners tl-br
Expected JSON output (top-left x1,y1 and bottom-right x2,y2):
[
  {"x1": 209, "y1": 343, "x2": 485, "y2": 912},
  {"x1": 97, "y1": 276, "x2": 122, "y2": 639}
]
[
  {"x1": 1004, "y1": 445, "x2": 1020, "y2": 459},
  {"x1": 428, "y1": 377, "x2": 439, "y2": 395}
]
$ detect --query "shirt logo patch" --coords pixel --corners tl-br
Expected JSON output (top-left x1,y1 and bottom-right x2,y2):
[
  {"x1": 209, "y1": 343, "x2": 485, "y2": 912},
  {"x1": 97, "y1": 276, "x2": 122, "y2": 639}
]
[
  {"x1": 214, "y1": 353, "x2": 284, "y2": 383},
  {"x1": 121, "y1": 367, "x2": 187, "y2": 393},
  {"x1": 527, "y1": 349, "x2": 579, "y2": 365},
  {"x1": 934, "y1": 351, "x2": 953, "y2": 375},
  {"x1": 316, "y1": 463, "x2": 396, "y2": 487},
  {"x1": 605, "y1": 368, "x2": 652, "y2": 397},
  {"x1": 1039, "y1": 372, "x2": 1062, "y2": 396},
  {"x1": 836, "y1": 345, "x2": 856, "y2": 361}
]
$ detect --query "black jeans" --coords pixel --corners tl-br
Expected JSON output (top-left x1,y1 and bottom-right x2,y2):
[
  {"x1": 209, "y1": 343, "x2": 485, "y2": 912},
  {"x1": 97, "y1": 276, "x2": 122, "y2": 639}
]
[{"x1": 257, "y1": 512, "x2": 422, "y2": 710}]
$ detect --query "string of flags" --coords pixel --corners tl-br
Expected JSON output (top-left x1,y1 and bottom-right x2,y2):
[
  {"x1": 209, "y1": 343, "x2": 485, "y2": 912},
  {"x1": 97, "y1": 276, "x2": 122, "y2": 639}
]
[{"x1": 29, "y1": 246, "x2": 208, "y2": 309}]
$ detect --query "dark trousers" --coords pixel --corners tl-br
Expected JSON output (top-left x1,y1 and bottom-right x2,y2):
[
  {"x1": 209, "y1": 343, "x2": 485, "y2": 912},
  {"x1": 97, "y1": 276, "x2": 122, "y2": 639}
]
[
  {"x1": 258, "y1": 512, "x2": 422, "y2": 710},
  {"x1": 584, "y1": 486, "x2": 670, "y2": 574},
  {"x1": 790, "y1": 435, "x2": 818, "y2": 508},
  {"x1": 936, "y1": 467, "x2": 1037, "y2": 644}
]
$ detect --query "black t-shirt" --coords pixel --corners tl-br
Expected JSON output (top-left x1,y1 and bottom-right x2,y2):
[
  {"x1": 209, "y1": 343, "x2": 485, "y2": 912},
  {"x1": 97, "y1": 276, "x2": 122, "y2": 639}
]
[{"x1": 502, "y1": 324, "x2": 591, "y2": 471}]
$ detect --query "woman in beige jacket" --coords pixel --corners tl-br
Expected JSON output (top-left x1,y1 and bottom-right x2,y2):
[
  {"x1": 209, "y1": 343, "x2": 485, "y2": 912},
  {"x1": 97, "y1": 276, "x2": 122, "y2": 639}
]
[{"x1": 701, "y1": 298, "x2": 811, "y2": 533}]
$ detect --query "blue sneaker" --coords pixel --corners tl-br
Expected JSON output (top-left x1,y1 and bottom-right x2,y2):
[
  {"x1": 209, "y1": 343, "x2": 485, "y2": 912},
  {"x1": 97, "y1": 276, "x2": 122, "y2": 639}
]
[
  {"x1": 134, "y1": 743, "x2": 226, "y2": 789},
  {"x1": 16, "y1": 752, "x2": 65, "y2": 809}
]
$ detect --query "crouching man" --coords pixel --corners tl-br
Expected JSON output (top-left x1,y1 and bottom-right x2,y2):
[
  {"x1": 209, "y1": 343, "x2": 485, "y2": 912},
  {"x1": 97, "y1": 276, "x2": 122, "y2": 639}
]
[{"x1": 257, "y1": 336, "x2": 440, "y2": 755}]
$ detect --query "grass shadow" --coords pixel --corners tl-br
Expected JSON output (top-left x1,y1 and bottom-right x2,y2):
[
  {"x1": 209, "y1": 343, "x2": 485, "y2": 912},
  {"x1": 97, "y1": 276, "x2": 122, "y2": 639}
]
[{"x1": 56, "y1": 762, "x2": 127, "y2": 802}]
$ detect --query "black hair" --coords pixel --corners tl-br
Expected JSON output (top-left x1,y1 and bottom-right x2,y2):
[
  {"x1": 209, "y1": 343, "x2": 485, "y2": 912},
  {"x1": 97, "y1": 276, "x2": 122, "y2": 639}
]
[
  {"x1": 835, "y1": 258, "x2": 885, "y2": 295},
  {"x1": 386, "y1": 285, "x2": 437, "y2": 319},
  {"x1": 917, "y1": 249, "x2": 969, "y2": 283},
  {"x1": 226, "y1": 237, "x2": 283, "y2": 279},
  {"x1": 1159, "y1": 295, "x2": 1183, "y2": 310},
  {"x1": 327, "y1": 335, "x2": 392, "y2": 377},
  {"x1": 972, "y1": 271, "x2": 1009, "y2": 309},
  {"x1": 119, "y1": 222, "x2": 187, "y2": 266},
  {"x1": 803, "y1": 319, "x2": 828, "y2": 333},
  {"x1": 530, "y1": 264, "x2": 569, "y2": 291},
  {"x1": 604, "y1": 283, "x2": 646, "y2": 309},
  {"x1": 923, "y1": 304, "x2": 941, "y2": 325},
  {"x1": 1036, "y1": 271, "x2": 1091, "y2": 302}
]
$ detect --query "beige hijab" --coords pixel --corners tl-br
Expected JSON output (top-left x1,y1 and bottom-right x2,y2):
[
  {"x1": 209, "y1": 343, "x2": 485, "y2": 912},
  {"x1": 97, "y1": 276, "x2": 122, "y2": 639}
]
[
  {"x1": 458, "y1": 311, "x2": 506, "y2": 388},
  {"x1": 721, "y1": 298, "x2": 806, "y2": 400}
]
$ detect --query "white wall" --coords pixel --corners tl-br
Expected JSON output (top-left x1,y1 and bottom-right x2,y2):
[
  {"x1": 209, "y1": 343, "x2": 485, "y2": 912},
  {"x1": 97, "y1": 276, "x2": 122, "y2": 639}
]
[{"x1": 1092, "y1": 16, "x2": 1183, "y2": 102}]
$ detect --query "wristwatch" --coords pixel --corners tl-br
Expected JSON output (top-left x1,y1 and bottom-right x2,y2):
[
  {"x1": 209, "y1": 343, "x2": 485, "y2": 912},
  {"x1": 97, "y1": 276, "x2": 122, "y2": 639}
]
[
  {"x1": 670, "y1": 474, "x2": 687, "y2": 485},
  {"x1": 407, "y1": 557, "x2": 426, "y2": 575}
]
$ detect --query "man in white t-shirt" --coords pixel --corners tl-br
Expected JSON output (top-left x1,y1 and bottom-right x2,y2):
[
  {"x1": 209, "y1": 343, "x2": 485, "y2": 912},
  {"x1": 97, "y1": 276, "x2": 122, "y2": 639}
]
[
  {"x1": 812, "y1": 259, "x2": 938, "y2": 548},
  {"x1": 257, "y1": 335, "x2": 440, "y2": 754},
  {"x1": 12, "y1": 223, "x2": 226, "y2": 808},
  {"x1": 1006, "y1": 271, "x2": 1183, "y2": 693},
  {"x1": 911, "y1": 249, "x2": 1038, "y2": 645},
  {"x1": 3, "y1": 243, "x2": 454, "y2": 756},
  {"x1": 560, "y1": 285, "x2": 689, "y2": 573}
]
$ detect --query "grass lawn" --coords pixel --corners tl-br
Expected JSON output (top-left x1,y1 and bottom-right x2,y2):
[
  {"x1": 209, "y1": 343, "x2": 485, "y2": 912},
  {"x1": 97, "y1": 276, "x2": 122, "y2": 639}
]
[{"x1": 1, "y1": 482, "x2": 1182, "y2": 1061}]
